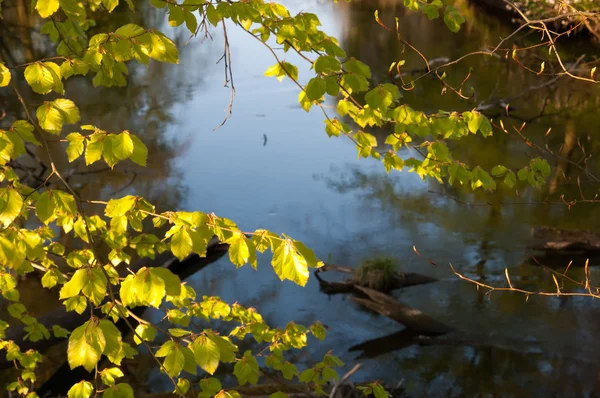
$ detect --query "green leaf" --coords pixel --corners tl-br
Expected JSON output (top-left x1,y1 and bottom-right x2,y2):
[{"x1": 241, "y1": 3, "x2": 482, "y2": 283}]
[
  {"x1": 85, "y1": 134, "x2": 105, "y2": 165},
  {"x1": 59, "y1": 268, "x2": 87, "y2": 300},
  {"x1": 66, "y1": 133, "x2": 85, "y2": 162},
  {"x1": 101, "y1": 367, "x2": 124, "y2": 387},
  {"x1": 151, "y1": 268, "x2": 181, "y2": 297},
  {"x1": 294, "y1": 240, "x2": 323, "y2": 268},
  {"x1": 227, "y1": 232, "x2": 255, "y2": 268},
  {"x1": 179, "y1": 346, "x2": 195, "y2": 375},
  {"x1": 517, "y1": 167, "x2": 529, "y2": 181},
  {"x1": 133, "y1": 324, "x2": 156, "y2": 345},
  {"x1": 365, "y1": 85, "x2": 399, "y2": 112},
  {"x1": 105, "y1": 196, "x2": 137, "y2": 217},
  {"x1": 0, "y1": 188, "x2": 23, "y2": 227},
  {"x1": 171, "y1": 227, "x2": 193, "y2": 260},
  {"x1": 53, "y1": 190, "x2": 77, "y2": 215},
  {"x1": 164, "y1": 344, "x2": 185, "y2": 377},
  {"x1": 120, "y1": 268, "x2": 166, "y2": 308},
  {"x1": 103, "y1": 383, "x2": 134, "y2": 398},
  {"x1": 64, "y1": 296, "x2": 88, "y2": 314},
  {"x1": 0, "y1": 63, "x2": 10, "y2": 87},
  {"x1": 233, "y1": 350, "x2": 259, "y2": 385},
  {"x1": 504, "y1": 171, "x2": 517, "y2": 188},
  {"x1": 36, "y1": 0, "x2": 60, "y2": 18},
  {"x1": 110, "y1": 131, "x2": 134, "y2": 160},
  {"x1": 103, "y1": 0, "x2": 119, "y2": 12},
  {"x1": 271, "y1": 240, "x2": 309, "y2": 286},
  {"x1": 382, "y1": 152, "x2": 404, "y2": 173},
  {"x1": 168, "y1": 5, "x2": 185, "y2": 27},
  {"x1": 42, "y1": 269, "x2": 60, "y2": 288},
  {"x1": 200, "y1": 378, "x2": 222, "y2": 395},
  {"x1": 149, "y1": 32, "x2": 179, "y2": 64},
  {"x1": 67, "y1": 381, "x2": 94, "y2": 398},
  {"x1": 208, "y1": 333, "x2": 236, "y2": 363},
  {"x1": 176, "y1": 378, "x2": 191, "y2": 395},
  {"x1": 68, "y1": 321, "x2": 105, "y2": 372},
  {"x1": 184, "y1": 9, "x2": 198, "y2": 34},
  {"x1": 444, "y1": 6, "x2": 465, "y2": 32},
  {"x1": 129, "y1": 135, "x2": 148, "y2": 166},
  {"x1": 36, "y1": 191, "x2": 56, "y2": 224},
  {"x1": 264, "y1": 62, "x2": 298, "y2": 82},
  {"x1": 314, "y1": 55, "x2": 341, "y2": 74},
  {"x1": 532, "y1": 158, "x2": 551, "y2": 177},
  {"x1": 192, "y1": 335, "x2": 220, "y2": 375},
  {"x1": 36, "y1": 99, "x2": 80, "y2": 134},
  {"x1": 423, "y1": 3, "x2": 441, "y2": 19},
  {"x1": 98, "y1": 319, "x2": 126, "y2": 365},
  {"x1": 12, "y1": 120, "x2": 40, "y2": 145},
  {"x1": 372, "y1": 383, "x2": 389, "y2": 398},
  {"x1": 24, "y1": 62, "x2": 63, "y2": 94},
  {"x1": 310, "y1": 322, "x2": 327, "y2": 341},
  {"x1": 53, "y1": 324, "x2": 71, "y2": 338},
  {"x1": 344, "y1": 58, "x2": 371, "y2": 78},
  {"x1": 305, "y1": 77, "x2": 327, "y2": 102},
  {"x1": 80, "y1": 268, "x2": 107, "y2": 305},
  {"x1": 491, "y1": 165, "x2": 508, "y2": 177}
]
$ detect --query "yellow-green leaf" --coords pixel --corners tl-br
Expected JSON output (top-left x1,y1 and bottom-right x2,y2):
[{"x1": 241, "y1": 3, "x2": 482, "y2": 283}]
[
  {"x1": 192, "y1": 335, "x2": 220, "y2": 375},
  {"x1": 272, "y1": 240, "x2": 309, "y2": 286},
  {"x1": 36, "y1": 191, "x2": 56, "y2": 224},
  {"x1": 66, "y1": 133, "x2": 85, "y2": 162},
  {"x1": 103, "y1": 383, "x2": 134, "y2": 398},
  {"x1": 67, "y1": 381, "x2": 94, "y2": 398},
  {"x1": 130, "y1": 135, "x2": 148, "y2": 166},
  {"x1": 36, "y1": 98, "x2": 80, "y2": 134},
  {"x1": 0, "y1": 188, "x2": 23, "y2": 227},
  {"x1": 36, "y1": 0, "x2": 60, "y2": 18},
  {"x1": 68, "y1": 321, "x2": 105, "y2": 372},
  {"x1": 0, "y1": 63, "x2": 10, "y2": 87}
]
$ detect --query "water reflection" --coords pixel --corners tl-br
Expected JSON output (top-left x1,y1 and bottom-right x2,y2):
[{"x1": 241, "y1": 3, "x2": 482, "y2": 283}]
[{"x1": 3, "y1": 0, "x2": 600, "y2": 395}]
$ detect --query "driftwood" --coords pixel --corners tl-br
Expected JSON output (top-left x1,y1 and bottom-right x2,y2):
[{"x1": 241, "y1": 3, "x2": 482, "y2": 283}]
[{"x1": 315, "y1": 263, "x2": 437, "y2": 295}]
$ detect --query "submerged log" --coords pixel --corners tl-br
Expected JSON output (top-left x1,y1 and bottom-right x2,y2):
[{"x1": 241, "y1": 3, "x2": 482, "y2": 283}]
[
  {"x1": 315, "y1": 263, "x2": 437, "y2": 295},
  {"x1": 346, "y1": 287, "x2": 547, "y2": 359},
  {"x1": 351, "y1": 286, "x2": 454, "y2": 335}
]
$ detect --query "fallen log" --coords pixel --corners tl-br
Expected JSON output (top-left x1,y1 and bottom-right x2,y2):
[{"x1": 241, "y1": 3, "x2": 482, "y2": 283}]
[
  {"x1": 351, "y1": 286, "x2": 454, "y2": 335},
  {"x1": 315, "y1": 264, "x2": 437, "y2": 295},
  {"x1": 1, "y1": 239, "x2": 229, "y2": 371}
]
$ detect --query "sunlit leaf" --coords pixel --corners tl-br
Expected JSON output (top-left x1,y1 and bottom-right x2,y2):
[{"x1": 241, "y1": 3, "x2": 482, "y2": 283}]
[
  {"x1": 36, "y1": 0, "x2": 60, "y2": 18},
  {"x1": 67, "y1": 381, "x2": 94, "y2": 398},
  {"x1": 0, "y1": 63, "x2": 11, "y2": 87}
]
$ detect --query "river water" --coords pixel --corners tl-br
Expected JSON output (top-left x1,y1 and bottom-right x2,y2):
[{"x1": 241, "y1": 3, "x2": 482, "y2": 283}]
[
  {"x1": 6, "y1": 0, "x2": 600, "y2": 396},
  {"x1": 140, "y1": 1, "x2": 600, "y2": 396}
]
